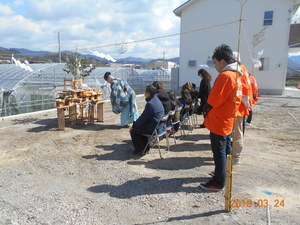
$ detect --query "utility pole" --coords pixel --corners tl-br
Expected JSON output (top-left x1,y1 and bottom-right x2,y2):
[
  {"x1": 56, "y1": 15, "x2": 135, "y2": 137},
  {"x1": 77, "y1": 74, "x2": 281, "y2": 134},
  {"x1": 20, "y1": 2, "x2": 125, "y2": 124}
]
[
  {"x1": 163, "y1": 51, "x2": 166, "y2": 70},
  {"x1": 58, "y1": 32, "x2": 61, "y2": 63}
]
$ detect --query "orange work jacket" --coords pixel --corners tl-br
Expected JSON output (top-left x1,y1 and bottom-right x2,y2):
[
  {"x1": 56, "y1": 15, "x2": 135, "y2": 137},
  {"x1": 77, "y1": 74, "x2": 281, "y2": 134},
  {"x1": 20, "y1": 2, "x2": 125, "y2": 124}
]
[
  {"x1": 204, "y1": 70, "x2": 242, "y2": 136},
  {"x1": 237, "y1": 64, "x2": 252, "y2": 117},
  {"x1": 249, "y1": 75, "x2": 259, "y2": 104}
]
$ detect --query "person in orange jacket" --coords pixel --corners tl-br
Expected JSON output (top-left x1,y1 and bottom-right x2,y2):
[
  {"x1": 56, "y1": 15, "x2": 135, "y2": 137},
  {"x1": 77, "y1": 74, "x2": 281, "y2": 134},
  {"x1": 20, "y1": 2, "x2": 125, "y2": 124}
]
[
  {"x1": 199, "y1": 44, "x2": 242, "y2": 191},
  {"x1": 246, "y1": 73, "x2": 259, "y2": 125},
  {"x1": 231, "y1": 52, "x2": 252, "y2": 165}
]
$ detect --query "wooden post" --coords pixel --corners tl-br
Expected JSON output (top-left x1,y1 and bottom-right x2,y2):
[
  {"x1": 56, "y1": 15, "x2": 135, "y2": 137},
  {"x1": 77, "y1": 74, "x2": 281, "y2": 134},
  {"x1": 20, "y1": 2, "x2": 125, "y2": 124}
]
[
  {"x1": 57, "y1": 107, "x2": 65, "y2": 130},
  {"x1": 96, "y1": 102, "x2": 104, "y2": 122},
  {"x1": 225, "y1": 154, "x2": 233, "y2": 212},
  {"x1": 88, "y1": 103, "x2": 95, "y2": 124},
  {"x1": 69, "y1": 105, "x2": 77, "y2": 125},
  {"x1": 79, "y1": 104, "x2": 84, "y2": 120},
  {"x1": 64, "y1": 78, "x2": 82, "y2": 90},
  {"x1": 79, "y1": 103, "x2": 88, "y2": 122}
]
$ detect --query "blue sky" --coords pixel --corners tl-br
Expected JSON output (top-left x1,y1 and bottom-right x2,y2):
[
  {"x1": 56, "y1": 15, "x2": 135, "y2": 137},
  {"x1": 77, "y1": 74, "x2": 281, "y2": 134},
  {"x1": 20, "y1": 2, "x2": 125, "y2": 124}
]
[{"x1": 0, "y1": 0, "x2": 187, "y2": 59}]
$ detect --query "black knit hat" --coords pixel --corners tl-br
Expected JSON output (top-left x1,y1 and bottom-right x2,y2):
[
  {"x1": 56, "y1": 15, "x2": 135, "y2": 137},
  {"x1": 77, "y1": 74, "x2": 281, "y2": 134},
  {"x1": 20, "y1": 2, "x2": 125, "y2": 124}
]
[{"x1": 104, "y1": 72, "x2": 111, "y2": 81}]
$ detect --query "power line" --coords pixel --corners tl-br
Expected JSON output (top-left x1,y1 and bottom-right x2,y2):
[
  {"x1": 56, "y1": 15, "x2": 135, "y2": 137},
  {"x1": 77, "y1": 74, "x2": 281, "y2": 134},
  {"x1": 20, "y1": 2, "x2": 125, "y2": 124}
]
[
  {"x1": 77, "y1": 19, "x2": 243, "y2": 51},
  {"x1": 0, "y1": 19, "x2": 243, "y2": 58}
]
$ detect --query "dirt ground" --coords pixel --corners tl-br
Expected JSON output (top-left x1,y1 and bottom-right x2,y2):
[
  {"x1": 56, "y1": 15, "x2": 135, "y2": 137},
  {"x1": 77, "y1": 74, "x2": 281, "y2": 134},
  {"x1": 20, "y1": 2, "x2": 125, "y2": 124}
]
[{"x1": 0, "y1": 88, "x2": 299, "y2": 225}]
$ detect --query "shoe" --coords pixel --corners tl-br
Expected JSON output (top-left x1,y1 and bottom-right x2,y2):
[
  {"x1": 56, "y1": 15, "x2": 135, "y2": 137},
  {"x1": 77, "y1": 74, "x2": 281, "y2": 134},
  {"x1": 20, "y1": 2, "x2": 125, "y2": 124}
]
[
  {"x1": 149, "y1": 138, "x2": 157, "y2": 147},
  {"x1": 209, "y1": 171, "x2": 215, "y2": 177},
  {"x1": 245, "y1": 122, "x2": 251, "y2": 126},
  {"x1": 132, "y1": 150, "x2": 145, "y2": 157},
  {"x1": 199, "y1": 180, "x2": 224, "y2": 191},
  {"x1": 116, "y1": 123, "x2": 129, "y2": 127},
  {"x1": 199, "y1": 124, "x2": 205, "y2": 128},
  {"x1": 233, "y1": 159, "x2": 240, "y2": 165}
]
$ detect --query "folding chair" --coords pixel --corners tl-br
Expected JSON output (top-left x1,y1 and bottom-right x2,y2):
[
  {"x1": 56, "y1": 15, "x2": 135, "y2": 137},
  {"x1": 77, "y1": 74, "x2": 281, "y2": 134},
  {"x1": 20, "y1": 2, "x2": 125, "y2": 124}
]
[
  {"x1": 188, "y1": 101, "x2": 197, "y2": 130},
  {"x1": 142, "y1": 114, "x2": 170, "y2": 159},
  {"x1": 169, "y1": 106, "x2": 182, "y2": 144},
  {"x1": 166, "y1": 110, "x2": 176, "y2": 144},
  {"x1": 180, "y1": 104, "x2": 192, "y2": 135}
]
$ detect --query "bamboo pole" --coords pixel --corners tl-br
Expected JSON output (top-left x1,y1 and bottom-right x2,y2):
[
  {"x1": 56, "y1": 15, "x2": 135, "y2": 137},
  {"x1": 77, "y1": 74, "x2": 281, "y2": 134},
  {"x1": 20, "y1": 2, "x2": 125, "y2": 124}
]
[
  {"x1": 225, "y1": 154, "x2": 233, "y2": 212},
  {"x1": 225, "y1": 0, "x2": 247, "y2": 212}
]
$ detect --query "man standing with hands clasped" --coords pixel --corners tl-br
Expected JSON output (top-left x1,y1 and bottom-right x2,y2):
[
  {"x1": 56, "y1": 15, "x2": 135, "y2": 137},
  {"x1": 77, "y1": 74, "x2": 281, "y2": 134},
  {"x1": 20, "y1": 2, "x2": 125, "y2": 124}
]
[{"x1": 200, "y1": 44, "x2": 243, "y2": 191}]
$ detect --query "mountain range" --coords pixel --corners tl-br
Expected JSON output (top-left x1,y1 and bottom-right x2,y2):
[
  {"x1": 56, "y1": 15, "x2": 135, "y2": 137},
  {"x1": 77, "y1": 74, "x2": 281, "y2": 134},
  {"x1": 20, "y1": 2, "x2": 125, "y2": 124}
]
[
  {"x1": 0, "y1": 47, "x2": 179, "y2": 65},
  {"x1": 11, "y1": 48, "x2": 52, "y2": 57},
  {"x1": 0, "y1": 47, "x2": 299, "y2": 68},
  {"x1": 288, "y1": 55, "x2": 300, "y2": 69}
]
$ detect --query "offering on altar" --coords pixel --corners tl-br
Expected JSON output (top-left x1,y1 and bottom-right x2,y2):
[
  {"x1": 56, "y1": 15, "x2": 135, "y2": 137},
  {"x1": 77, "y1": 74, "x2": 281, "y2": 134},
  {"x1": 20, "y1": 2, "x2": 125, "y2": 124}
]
[{"x1": 55, "y1": 88, "x2": 103, "y2": 108}]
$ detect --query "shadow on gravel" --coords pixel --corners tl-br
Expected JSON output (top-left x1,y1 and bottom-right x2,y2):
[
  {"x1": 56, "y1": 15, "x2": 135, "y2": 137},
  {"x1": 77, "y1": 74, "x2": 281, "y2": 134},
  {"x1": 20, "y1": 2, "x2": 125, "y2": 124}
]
[
  {"x1": 26, "y1": 118, "x2": 58, "y2": 132},
  {"x1": 170, "y1": 142, "x2": 211, "y2": 152},
  {"x1": 26, "y1": 120, "x2": 129, "y2": 133},
  {"x1": 175, "y1": 133, "x2": 210, "y2": 142},
  {"x1": 128, "y1": 156, "x2": 213, "y2": 170},
  {"x1": 133, "y1": 209, "x2": 226, "y2": 225},
  {"x1": 82, "y1": 140, "x2": 213, "y2": 166},
  {"x1": 87, "y1": 176, "x2": 208, "y2": 198},
  {"x1": 280, "y1": 103, "x2": 300, "y2": 108},
  {"x1": 82, "y1": 140, "x2": 133, "y2": 161},
  {"x1": 71, "y1": 123, "x2": 130, "y2": 131},
  {"x1": 13, "y1": 118, "x2": 38, "y2": 125},
  {"x1": 166, "y1": 210, "x2": 226, "y2": 222}
]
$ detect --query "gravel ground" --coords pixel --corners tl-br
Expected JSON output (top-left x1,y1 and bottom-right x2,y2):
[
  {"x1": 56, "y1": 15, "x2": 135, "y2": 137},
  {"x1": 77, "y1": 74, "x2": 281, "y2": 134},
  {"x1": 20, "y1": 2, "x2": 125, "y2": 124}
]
[{"x1": 0, "y1": 88, "x2": 299, "y2": 225}]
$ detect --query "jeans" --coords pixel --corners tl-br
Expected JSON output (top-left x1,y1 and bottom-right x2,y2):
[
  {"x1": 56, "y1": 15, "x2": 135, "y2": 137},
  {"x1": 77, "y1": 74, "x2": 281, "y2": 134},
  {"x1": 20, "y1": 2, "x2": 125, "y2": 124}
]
[{"x1": 210, "y1": 132, "x2": 232, "y2": 187}]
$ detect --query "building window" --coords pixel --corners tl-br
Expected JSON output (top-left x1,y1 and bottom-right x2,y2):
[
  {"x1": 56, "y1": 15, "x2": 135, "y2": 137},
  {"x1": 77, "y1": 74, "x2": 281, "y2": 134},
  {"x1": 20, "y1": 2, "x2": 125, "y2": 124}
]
[
  {"x1": 188, "y1": 60, "x2": 196, "y2": 67},
  {"x1": 259, "y1": 57, "x2": 270, "y2": 71},
  {"x1": 206, "y1": 60, "x2": 214, "y2": 68},
  {"x1": 263, "y1": 11, "x2": 273, "y2": 26}
]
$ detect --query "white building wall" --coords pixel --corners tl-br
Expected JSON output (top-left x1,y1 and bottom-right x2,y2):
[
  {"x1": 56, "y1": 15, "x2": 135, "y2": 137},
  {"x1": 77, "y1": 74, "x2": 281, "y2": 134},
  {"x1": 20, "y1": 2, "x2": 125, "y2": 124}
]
[
  {"x1": 153, "y1": 61, "x2": 177, "y2": 70},
  {"x1": 177, "y1": 0, "x2": 298, "y2": 94}
]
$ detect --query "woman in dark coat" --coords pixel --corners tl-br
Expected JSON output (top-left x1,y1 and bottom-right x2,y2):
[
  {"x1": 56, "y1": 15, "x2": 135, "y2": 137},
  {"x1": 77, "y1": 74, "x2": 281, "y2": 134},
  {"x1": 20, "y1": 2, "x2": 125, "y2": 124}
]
[
  {"x1": 197, "y1": 69, "x2": 211, "y2": 127},
  {"x1": 130, "y1": 85, "x2": 164, "y2": 156},
  {"x1": 178, "y1": 89, "x2": 192, "y2": 121},
  {"x1": 152, "y1": 81, "x2": 171, "y2": 114},
  {"x1": 182, "y1": 82, "x2": 198, "y2": 115},
  {"x1": 168, "y1": 90, "x2": 181, "y2": 131}
]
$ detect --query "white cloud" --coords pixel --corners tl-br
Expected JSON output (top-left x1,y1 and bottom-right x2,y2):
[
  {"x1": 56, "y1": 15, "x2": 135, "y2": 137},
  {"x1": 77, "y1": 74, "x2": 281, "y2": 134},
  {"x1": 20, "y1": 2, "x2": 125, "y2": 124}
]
[
  {"x1": 0, "y1": 4, "x2": 14, "y2": 15},
  {"x1": 96, "y1": 13, "x2": 113, "y2": 23},
  {"x1": 12, "y1": 0, "x2": 24, "y2": 7},
  {"x1": 0, "y1": 0, "x2": 187, "y2": 58}
]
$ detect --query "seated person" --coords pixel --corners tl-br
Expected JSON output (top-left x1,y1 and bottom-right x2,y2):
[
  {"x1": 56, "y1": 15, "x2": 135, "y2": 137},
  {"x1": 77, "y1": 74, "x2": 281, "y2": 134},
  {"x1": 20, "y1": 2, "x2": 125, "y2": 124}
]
[
  {"x1": 130, "y1": 85, "x2": 164, "y2": 156},
  {"x1": 182, "y1": 82, "x2": 198, "y2": 102},
  {"x1": 152, "y1": 81, "x2": 172, "y2": 114},
  {"x1": 182, "y1": 82, "x2": 199, "y2": 115},
  {"x1": 178, "y1": 89, "x2": 192, "y2": 121},
  {"x1": 168, "y1": 90, "x2": 181, "y2": 132}
]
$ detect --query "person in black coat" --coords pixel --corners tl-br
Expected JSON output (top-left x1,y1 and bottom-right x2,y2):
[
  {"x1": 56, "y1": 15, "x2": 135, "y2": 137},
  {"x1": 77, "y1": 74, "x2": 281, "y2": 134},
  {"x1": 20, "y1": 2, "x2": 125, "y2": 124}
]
[
  {"x1": 197, "y1": 69, "x2": 212, "y2": 127},
  {"x1": 130, "y1": 85, "x2": 164, "y2": 156},
  {"x1": 152, "y1": 81, "x2": 172, "y2": 114},
  {"x1": 182, "y1": 82, "x2": 199, "y2": 116}
]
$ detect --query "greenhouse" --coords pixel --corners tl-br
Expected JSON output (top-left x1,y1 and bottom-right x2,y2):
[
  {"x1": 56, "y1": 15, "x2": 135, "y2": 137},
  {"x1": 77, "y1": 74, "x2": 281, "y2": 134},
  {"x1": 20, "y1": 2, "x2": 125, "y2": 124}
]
[{"x1": 0, "y1": 63, "x2": 171, "y2": 117}]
